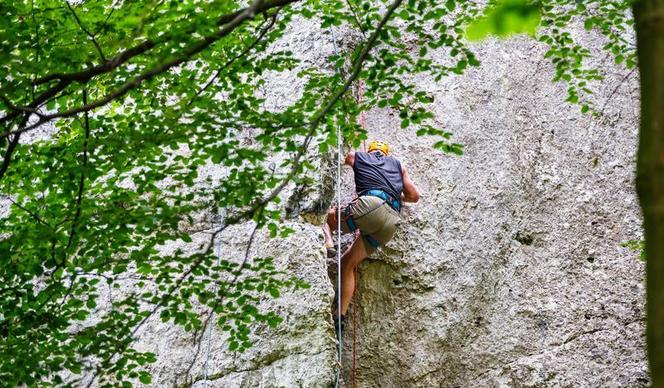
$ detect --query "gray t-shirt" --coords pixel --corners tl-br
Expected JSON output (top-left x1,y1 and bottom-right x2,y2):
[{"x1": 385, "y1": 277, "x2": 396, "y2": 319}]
[{"x1": 352, "y1": 151, "x2": 403, "y2": 201}]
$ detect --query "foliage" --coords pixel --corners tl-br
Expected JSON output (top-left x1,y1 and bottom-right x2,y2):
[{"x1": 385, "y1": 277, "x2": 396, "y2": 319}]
[
  {"x1": 464, "y1": 0, "x2": 636, "y2": 114},
  {"x1": 622, "y1": 239, "x2": 646, "y2": 261},
  {"x1": 465, "y1": 0, "x2": 542, "y2": 40},
  {"x1": 0, "y1": 0, "x2": 635, "y2": 386}
]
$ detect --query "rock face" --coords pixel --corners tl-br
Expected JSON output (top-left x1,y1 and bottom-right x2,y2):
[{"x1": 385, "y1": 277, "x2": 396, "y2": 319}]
[
  {"x1": 120, "y1": 17, "x2": 645, "y2": 388},
  {"x1": 123, "y1": 18, "x2": 344, "y2": 388},
  {"x1": 134, "y1": 222, "x2": 337, "y2": 387},
  {"x1": 339, "y1": 36, "x2": 647, "y2": 388}
]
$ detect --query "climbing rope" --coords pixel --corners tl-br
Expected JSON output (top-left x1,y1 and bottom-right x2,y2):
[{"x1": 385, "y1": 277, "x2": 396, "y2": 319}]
[
  {"x1": 352, "y1": 267, "x2": 360, "y2": 388},
  {"x1": 194, "y1": 21, "x2": 363, "y2": 388},
  {"x1": 329, "y1": 25, "x2": 344, "y2": 388},
  {"x1": 357, "y1": 80, "x2": 367, "y2": 152},
  {"x1": 351, "y1": 80, "x2": 367, "y2": 388},
  {"x1": 330, "y1": 25, "x2": 368, "y2": 388},
  {"x1": 202, "y1": 208, "x2": 226, "y2": 386},
  {"x1": 336, "y1": 103, "x2": 344, "y2": 387}
]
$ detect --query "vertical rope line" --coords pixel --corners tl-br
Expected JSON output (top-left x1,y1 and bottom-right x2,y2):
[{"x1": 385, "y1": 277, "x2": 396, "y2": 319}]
[
  {"x1": 358, "y1": 80, "x2": 367, "y2": 152},
  {"x1": 329, "y1": 25, "x2": 344, "y2": 388},
  {"x1": 352, "y1": 79, "x2": 367, "y2": 388},
  {"x1": 352, "y1": 268, "x2": 358, "y2": 388},
  {"x1": 336, "y1": 105, "x2": 343, "y2": 385},
  {"x1": 202, "y1": 208, "x2": 226, "y2": 386}
]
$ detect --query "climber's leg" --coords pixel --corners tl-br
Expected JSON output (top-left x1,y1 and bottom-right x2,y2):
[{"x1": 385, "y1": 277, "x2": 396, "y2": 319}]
[
  {"x1": 323, "y1": 207, "x2": 339, "y2": 257},
  {"x1": 323, "y1": 218, "x2": 334, "y2": 247},
  {"x1": 338, "y1": 235, "x2": 368, "y2": 316}
]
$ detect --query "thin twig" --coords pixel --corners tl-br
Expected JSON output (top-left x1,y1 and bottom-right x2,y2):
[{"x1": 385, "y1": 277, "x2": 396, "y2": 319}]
[
  {"x1": 344, "y1": 0, "x2": 367, "y2": 36},
  {"x1": 63, "y1": 89, "x2": 91, "y2": 261},
  {"x1": 183, "y1": 206, "x2": 265, "y2": 383},
  {"x1": 65, "y1": 1, "x2": 107, "y2": 61},
  {"x1": 599, "y1": 67, "x2": 636, "y2": 117},
  {"x1": 93, "y1": 1, "x2": 118, "y2": 36},
  {"x1": 191, "y1": 6, "x2": 283, "y2": 103},
  {"x1": 2, "y1": 195, "x2": 51, "y2": 227},
  {"x1": 82, "y1": 0, "x2": 404, "y2": 383},
  {"x1": 3, "y1": 0, "x2": 298, "y2": 140}
]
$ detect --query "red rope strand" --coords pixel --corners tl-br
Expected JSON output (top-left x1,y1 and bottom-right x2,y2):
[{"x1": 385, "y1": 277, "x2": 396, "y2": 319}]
[
  {"x1": 352, "y1": 79, "x2": 367, "y2": 388},
  {"x1": 352, "y1": 267, "x2": 359, "y2": 387},
  {"x1": 358, "y1": 80, "x2": 367, "y2": 152}
]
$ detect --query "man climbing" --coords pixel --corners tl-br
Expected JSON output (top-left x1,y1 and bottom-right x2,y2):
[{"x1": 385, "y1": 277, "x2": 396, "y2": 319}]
[{"x1": 323, "y1": 140, "x2": 420, "y2": 331}]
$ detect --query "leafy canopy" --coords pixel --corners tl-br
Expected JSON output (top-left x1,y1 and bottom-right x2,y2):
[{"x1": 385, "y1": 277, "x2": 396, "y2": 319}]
[{"x1": 0, "y1": 0, "x2": 634, "y2": 386}]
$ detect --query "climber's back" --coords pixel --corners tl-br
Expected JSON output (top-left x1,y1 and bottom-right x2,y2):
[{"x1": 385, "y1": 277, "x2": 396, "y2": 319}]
[{"x1": 352, "y1": 150, "x2": 403, "y2": 201}]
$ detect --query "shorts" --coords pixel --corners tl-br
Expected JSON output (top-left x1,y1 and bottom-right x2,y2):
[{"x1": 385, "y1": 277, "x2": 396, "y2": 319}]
[{"x1": 340, "y1": 195, "x2": 401, "y2": 253}]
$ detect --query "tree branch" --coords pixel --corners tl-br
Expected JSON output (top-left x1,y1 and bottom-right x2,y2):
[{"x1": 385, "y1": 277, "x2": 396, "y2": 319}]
[
  {"x1": 81, "y1": 0, "x2": 404, "y2": 383},
  {"x1": 3, "y1": 0, "x2": 299, "y2": 141},
  {"x1": 64, "y1": 1, "x2": 107, "y2": 62},
  {"x1": 63, "y1": 89, "x2": 92, "y2": 261},
  {"x1": 30, "y1": 0, "x2": 295, "y2": 87},
  {"x1": 0, "y1": 94, "x2": 45, "y2": 118},
  {"x1": 32, "y1": 41, "x2": 154, "y2": 86},
  {"x1": 0, "y1": 114, "x2": 28, "y2": 180},
  {"x1": 0, "y1": 79, "x2": 69, "y2": 128},
  {"x1": 191, "y1": 6, "x2": 283, "y2": 103},
  {"x1": 2, "y1": 195, "x2": 52, "y2": 228}
]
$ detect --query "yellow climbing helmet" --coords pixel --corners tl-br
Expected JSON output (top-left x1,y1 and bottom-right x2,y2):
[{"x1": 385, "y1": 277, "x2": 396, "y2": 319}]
[{"x1": 367, "y1": 140, "x2": 389, "y2": 155}]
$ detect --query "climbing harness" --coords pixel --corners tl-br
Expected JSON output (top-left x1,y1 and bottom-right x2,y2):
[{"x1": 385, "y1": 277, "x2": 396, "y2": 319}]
[
  {"x1": 202, "y1": 208, "x2": 225, "y2": 386},
  {"x1": 340, "y1": 201, "x2": 384, "y2": 250},
  {"x1": 362, "y1": 189, "x2": 401, "y2": 212},
  {"x1": 343, "y1": 205, "x2": 358, "y2": 232},
  {"x1": 340, "y1": 188, "x2": 401, "y2": 253}
]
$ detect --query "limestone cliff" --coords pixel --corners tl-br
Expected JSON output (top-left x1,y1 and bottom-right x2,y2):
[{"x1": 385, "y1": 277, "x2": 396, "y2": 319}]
[{"x1": 127, "y1": 17, "x2": 645, "y2": 388}]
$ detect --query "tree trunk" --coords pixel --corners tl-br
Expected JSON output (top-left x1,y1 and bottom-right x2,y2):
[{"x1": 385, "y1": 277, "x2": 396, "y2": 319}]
[{"x1": 633, "y1": 0, "x2": 664, "y2": 385}]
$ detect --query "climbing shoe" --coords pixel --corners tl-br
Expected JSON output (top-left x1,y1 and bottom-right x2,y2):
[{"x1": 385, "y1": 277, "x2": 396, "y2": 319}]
[{"x1": 326, "y1": 244, "x2": 338, "y2": 258}]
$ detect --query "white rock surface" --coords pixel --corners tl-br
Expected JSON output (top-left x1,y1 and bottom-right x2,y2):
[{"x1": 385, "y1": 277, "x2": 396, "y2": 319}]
[
  {"x1": 338, "y1": 34, "x2": 646, "y2": 388},
  {"x1": 135, "y1": 222, "x2": 338, "y2": 388},
  {"x1": 79, "y1": 15, "x2": 645, "y2": 388}
]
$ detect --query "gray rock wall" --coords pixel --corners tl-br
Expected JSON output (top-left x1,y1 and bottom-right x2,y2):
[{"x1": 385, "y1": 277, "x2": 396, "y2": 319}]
[
  {"x1": 74, "y1": 14, "x2": 645, "y2": 388},
  {"x1": 339, "y1": 34, "x2": 646, "y2": 387},
  {"x1": 135, "y1": 222, "x2": 337, "y2": 387}
]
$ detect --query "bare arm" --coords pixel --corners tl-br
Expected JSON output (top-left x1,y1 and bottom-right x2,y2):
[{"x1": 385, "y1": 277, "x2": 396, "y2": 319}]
[
  {"x1": 345, "y1": 151, "x2": 355, "y2": 167},
  {"x1": 401, "y1": 165, "x2": 420, "y2": 203}
]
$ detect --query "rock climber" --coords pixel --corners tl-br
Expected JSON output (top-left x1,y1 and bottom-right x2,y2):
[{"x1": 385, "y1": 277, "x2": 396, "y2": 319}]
[{"x1": 323, "y1": 140, "x2": 420, "y2": 331}]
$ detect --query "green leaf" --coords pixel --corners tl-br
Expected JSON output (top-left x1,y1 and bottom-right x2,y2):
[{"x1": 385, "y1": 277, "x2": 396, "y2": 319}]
[
  {"x1": 465, "y1": 0, "x2": 541, "y2": 41},
  {"x1": 139, "y1": 372, "x2": 152, "y2": 384}
]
